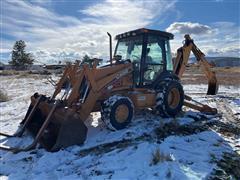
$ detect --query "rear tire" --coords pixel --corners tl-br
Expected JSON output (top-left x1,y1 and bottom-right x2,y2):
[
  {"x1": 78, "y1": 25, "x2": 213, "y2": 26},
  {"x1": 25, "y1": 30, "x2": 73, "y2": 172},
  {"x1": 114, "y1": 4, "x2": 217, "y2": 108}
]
[
  {"x1": 101, "y1": 95, "x2": 134, "y2": 130},
  {"x1": 156, "y1": 80, "x2": 184, "y2": 117}
]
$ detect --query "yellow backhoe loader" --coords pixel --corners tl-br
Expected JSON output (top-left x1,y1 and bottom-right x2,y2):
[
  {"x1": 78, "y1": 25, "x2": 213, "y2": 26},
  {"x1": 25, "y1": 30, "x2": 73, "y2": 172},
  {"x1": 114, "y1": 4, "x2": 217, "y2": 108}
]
[{"x1": 0, "y1": 28, "x2": 218, "y2": 153}]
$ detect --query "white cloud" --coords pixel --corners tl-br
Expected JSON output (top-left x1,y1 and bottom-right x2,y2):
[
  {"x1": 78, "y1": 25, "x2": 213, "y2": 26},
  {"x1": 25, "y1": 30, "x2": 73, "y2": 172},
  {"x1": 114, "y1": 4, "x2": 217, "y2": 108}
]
[
  {"x1": 166, "y1": 22, "x2": 214, "y2": 35},
  {"x1": 1, "y1": 0, "x2": 177, "y2": 64},
  {"x1": 29, "y1": 0, "x2": 52, "y2": 6},
  {"x1": 2, "y1": 1, "x2": 239, "y2": 64},
  {"x1": 205, "y1": 46, "x2": 240, "y2": 57},
  {"x1": 166, "y1": 21, "x2": 240, "y2": 57},
  {"x1": 0, "y1": 49, "x2": 11, "y2": 53}
]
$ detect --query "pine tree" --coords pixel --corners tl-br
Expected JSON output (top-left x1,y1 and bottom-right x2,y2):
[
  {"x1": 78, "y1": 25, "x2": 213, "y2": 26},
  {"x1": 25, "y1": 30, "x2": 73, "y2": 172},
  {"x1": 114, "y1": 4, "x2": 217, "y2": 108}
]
[
  {"x1": 9, "y1": 40, "x2": 34, "y2": 69},
  {"x1": 81, "y1": 55, "x2": 93, "y2": 65}
]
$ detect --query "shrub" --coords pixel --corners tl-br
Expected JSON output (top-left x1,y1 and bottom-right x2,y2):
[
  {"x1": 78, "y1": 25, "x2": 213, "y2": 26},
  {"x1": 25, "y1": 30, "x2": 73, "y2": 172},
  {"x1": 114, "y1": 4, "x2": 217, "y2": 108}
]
[
  {"x1": 150, "y1": 148, "x2": 173, "y2": 166},
  {"x1": 0, "y1": 90, "x2": 9, "y2": 102}
]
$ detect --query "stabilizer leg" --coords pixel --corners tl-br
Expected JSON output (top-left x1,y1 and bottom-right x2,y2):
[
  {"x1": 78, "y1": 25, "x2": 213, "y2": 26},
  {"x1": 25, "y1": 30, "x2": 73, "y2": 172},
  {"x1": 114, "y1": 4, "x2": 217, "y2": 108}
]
[{"x1": 184, "y1": 95, "x2": 217, "y2": 114}]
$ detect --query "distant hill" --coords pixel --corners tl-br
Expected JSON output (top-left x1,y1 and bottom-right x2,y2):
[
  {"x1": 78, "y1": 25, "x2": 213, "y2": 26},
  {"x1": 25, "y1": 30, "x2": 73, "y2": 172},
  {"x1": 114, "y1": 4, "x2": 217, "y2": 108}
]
[
  {"x1": 0, "y1": 61, "x2": 5, "y2": 66},
  {"x1": 189, "y1": 57, "x2": 240, "y2": 67},
  {"x1": 0, "y1": 61, "x2": 5, "y2": 70}
]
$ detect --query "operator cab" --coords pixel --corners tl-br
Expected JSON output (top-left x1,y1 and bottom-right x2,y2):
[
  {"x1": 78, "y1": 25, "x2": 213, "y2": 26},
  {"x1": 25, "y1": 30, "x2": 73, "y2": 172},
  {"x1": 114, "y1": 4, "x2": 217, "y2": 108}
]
[{"x1": 114, "y1": 28, "x2": 174, "y2": 87}]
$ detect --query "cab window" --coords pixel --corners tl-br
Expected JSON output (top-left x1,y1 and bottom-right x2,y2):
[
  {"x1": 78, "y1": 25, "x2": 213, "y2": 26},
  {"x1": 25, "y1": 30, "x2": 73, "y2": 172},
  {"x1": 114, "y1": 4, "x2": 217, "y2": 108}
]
[
  {"x1": 146, "y1": 41, "x2": 163, "y2": 64},
  {"x1": 115, "y1": 35, "x2": 143, "y2": 85}
]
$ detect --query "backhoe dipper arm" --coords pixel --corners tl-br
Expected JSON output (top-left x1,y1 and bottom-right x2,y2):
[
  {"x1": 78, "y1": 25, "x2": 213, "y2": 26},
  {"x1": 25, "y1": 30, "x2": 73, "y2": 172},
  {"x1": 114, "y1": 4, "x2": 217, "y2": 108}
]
[{"x1": 188, "y1": 35, "x2": 218, "y2": 95}]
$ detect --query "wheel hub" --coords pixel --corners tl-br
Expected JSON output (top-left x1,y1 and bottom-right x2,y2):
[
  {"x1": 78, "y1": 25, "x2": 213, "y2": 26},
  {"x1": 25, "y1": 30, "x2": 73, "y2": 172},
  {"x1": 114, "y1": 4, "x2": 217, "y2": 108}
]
[
  {"x1": 115, "y1": 104, "x2": 129, "y2": 123},
  {"x1": 168, "y1": 88, "x2": 180, "y2": 109}
]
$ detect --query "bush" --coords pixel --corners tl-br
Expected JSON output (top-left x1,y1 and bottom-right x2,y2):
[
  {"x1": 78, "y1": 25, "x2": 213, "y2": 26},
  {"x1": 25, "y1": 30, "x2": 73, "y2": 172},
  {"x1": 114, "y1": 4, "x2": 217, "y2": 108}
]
[
  {"x1": 150, "y1": 148, "x2": 173, "y2": 166},
  {"x1": 0, "y1": 90, "x2": 9, "y2": 102}
]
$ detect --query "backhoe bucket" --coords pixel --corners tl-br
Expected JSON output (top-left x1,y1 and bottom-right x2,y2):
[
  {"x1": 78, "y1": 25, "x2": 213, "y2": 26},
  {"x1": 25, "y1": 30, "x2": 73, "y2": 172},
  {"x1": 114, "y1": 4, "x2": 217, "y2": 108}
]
[
  {"x1": 0, "y1": 93, "x2": 88, "y2": 152},
  {"x1": 207, "y1": 78, "x2": 218, "y2": 95}
]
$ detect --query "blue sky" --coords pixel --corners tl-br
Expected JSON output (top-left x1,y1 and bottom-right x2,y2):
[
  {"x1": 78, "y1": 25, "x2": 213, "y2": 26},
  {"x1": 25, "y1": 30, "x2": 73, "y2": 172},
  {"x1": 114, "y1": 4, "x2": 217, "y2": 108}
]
[{"x1": 1, "y1": 0, "x2": 240, "y2": 64}]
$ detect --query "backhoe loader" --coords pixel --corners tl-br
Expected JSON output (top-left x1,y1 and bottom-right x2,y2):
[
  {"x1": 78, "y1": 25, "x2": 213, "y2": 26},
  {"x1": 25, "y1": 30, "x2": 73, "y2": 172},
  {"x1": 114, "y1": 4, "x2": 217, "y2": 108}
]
[{"x1": 0, "y1": 28, "x2": 218, "y2": 153}]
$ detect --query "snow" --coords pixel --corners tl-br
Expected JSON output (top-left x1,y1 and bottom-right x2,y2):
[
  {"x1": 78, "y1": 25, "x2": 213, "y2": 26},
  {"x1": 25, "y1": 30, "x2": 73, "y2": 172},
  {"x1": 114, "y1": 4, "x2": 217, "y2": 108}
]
[{"x1": 0, "y1": 75, "x2": 239, "y2": 179}]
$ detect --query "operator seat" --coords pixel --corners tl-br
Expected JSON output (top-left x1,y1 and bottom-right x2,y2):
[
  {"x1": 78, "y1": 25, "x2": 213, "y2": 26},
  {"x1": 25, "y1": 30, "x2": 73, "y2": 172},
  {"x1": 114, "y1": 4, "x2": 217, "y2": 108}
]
[{"x1": 146, "y1": 48, "x2": 153, "y2": 63}]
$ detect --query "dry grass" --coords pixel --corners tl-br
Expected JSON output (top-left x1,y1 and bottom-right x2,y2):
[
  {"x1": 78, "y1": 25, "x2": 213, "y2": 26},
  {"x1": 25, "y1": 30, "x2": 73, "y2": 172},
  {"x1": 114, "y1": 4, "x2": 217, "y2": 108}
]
[
  {"x1": 0, "y1": 70, "x2": 51, "y2": 77},
  {"x1": 0, "y1": 70, "x2": 22, "y2": 76},
  {"x1": 0, "y1": 70, "x2": 33, "y2": 77},
  {"x1": 0, "y1": 89, "x2": 9, "y2": 102},
  {"x1": 0, "y1": 70, "x2": 50, "y2": 80},
  {"x1": 150, "y1": 148, "x2": 173, "y2": 166},
  {"x1": 182, "y1": 66, "x2": 240, "y2": 86}
]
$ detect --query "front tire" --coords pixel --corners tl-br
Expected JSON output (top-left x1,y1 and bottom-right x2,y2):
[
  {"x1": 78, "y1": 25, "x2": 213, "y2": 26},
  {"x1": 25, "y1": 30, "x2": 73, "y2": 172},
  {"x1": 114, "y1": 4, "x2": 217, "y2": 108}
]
[{"x1": 101, "y1": 95, "x2": 134, "y2": 130}]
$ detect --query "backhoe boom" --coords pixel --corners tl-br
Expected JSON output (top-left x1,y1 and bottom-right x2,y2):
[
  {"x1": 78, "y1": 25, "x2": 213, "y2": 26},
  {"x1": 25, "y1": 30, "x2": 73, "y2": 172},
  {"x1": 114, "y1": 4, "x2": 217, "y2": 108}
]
[
  {"x1": 173, "y1": 34, "x2": 218, "y2": 114},
  {"x1": 173, "y1": 34, "x2": 218, "y2": 95}
]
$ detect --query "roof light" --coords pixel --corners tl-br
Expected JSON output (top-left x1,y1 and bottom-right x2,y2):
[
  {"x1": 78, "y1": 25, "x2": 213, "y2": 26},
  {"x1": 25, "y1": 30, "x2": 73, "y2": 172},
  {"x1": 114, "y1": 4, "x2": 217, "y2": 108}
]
[{"x1": 143, "y1": 29, "x2": 148, "y2": 33}]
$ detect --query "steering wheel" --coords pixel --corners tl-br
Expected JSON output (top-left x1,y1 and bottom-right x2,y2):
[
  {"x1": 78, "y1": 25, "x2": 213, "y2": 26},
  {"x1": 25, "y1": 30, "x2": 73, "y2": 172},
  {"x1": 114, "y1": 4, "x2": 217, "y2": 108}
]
[
  {"x1": 144, "y1": 68, "x2": 155, "y2": 81},
  {"x1": 132, "y1": 55, "x2": 140, "y2": 61}
]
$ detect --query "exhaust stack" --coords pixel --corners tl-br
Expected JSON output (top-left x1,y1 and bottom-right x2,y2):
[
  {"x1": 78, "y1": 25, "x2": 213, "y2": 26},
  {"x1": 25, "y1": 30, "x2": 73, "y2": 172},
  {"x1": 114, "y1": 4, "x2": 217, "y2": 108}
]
[{"x1": 107, "y1": 32, "x2": 112, "y2": 65}]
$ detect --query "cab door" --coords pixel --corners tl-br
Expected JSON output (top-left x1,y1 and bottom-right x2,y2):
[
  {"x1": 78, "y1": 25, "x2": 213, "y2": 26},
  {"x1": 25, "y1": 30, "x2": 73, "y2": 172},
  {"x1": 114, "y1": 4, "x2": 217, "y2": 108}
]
[{"x1": 141, "y1": 35, "x2": 168, "y2": 86}]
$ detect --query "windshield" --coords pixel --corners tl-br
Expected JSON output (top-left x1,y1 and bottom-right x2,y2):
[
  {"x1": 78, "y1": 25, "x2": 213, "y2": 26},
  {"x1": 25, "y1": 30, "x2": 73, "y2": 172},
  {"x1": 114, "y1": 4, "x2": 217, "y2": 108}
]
[
  {"x1": 115, "y1": 35, "x2": 143, "y2": 85},
  {"x1": 115, "y1": 35, "x2": 143, "y2": 62}
]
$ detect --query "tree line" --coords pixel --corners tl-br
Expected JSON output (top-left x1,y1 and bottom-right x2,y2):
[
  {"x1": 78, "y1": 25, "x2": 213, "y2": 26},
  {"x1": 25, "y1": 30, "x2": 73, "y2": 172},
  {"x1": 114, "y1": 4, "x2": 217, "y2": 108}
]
[{"x1": 9, "y1": 40, "x2": 98, "y2": 69}]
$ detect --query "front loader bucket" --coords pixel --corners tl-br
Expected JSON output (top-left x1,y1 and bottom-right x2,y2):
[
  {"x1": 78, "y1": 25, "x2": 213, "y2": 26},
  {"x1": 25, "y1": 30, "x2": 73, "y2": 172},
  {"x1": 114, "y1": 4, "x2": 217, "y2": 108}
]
[
  {"x1": 0, "y1": 93, "x2": 88, "y2": 153},
  {"x1": 22, "y1": 95, "x2": 88, "y2": 151}
]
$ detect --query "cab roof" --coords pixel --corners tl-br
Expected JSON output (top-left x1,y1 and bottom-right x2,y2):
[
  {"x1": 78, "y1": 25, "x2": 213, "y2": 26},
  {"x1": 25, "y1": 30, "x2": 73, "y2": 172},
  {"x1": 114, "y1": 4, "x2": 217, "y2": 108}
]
[{"x1": 115, "y1": 28, "x2": 174, "y2": 40}]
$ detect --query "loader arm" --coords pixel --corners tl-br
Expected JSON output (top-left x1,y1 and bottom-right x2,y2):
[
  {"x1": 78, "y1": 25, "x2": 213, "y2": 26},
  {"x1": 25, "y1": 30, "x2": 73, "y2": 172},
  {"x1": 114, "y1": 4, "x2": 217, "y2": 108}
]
[
  {"x1": 66, "y1": 62, "x2": 133, "y2": 121},
  {"x1": 52, "y1": 61, "x2": 80, "y2": 99}
]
